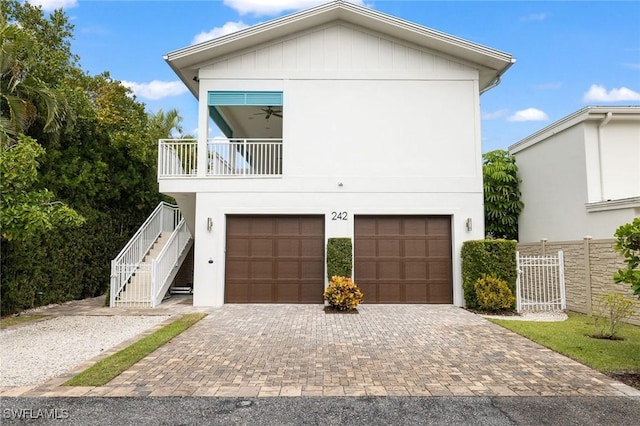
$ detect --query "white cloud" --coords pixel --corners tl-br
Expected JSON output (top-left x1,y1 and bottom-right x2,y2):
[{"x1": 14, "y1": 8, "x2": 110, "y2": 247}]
[
  {"x1": 121, "y1": 80, "x2": 188, "y2": 100},
  {"x1": 223, "y1": 0, "x2": 364, "y2": 16},
  {"x1": 482, "y1": 109, "x2": 508, "y2": 120},
  {"x1": 583, "y1": 84, "x2": 640, "y2": 102},
  {"x1": 508, "y1": 108, "x2": 549, "y2": 122},
  {"x1": 623, "y1": 63, "x2": 640, "y2": 70},
  {"x1": 192, "y1": 21, "x2": 250, "y2": 44},
  {"x1": 521, "y1": 13, "x2": 548, "y2": 21},
  {"x1": 27, "y1": 0, "x2": 78, "y2": 11}
]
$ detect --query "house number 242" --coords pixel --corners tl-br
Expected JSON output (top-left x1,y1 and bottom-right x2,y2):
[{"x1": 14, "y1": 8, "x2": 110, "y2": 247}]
[{"x1": 331, "y1": 211, "x2": 348, "y2": 221}]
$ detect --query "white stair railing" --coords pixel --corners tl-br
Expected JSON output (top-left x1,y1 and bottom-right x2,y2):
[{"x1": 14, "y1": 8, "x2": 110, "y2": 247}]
[
  {"x1": 110, "y1": 202, "x2": 183, "y2": 307},
  {"x1": 151, "y1": 218, "x2": 193, "y2": 307}
]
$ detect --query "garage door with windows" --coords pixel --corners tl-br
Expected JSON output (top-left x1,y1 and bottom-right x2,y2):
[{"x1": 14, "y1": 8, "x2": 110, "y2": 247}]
[
  {"x1": 225, "y1": 215, "x2": 325, "y2": 303},
  {"x1": 354, "y1": 215, "x2": 452, "y2": 303}
]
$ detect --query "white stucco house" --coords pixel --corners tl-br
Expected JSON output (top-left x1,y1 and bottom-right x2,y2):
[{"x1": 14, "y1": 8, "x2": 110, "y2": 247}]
[
  {"x1": 151, "y1": 1, "x2": 514, "y2": 307},
  {"x1": 509, "y1": 106, "x2": 640, "y2": 243}
]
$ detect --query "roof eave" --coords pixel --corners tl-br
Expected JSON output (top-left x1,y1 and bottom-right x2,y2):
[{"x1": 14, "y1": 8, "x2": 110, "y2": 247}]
[
  {"x1": 509, "y1": 106, "x2": 640, "y2": 154},
  {"x1": 166, "y1": 1, "x2": 515, "y2": 98}
]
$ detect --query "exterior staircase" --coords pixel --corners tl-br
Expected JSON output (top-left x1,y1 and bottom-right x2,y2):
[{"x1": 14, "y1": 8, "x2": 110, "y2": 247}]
[
  {"x1": 113, "y1": 232, "x2": 171, "y2": 307},
  {"x1": 110, "y1": 203, "x2": 192, "y2": 308}
]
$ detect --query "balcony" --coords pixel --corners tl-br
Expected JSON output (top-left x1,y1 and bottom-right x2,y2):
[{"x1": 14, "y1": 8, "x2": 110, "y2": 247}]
[{"x1": 158, "y1": 138, "x2": 283, "y2": 178}]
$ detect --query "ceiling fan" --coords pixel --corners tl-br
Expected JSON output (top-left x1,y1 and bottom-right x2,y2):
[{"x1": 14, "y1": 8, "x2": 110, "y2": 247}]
[{"x1": 254, "y1": 106, "x2": 283, "y2": 119}]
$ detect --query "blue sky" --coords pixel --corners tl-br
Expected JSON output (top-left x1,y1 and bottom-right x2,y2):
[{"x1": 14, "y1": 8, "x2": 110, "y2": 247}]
[{"x1": 30, "y1": 0, "x2": 640, "y2": 152}]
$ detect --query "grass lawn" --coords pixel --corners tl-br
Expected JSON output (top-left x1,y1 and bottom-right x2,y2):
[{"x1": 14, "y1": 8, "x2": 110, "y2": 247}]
[
  {"x1": 0, "y1": 315, "x2": 49, "y2": 329},
  {"x1": 64, "y1": 312, "x2": 206, "y2": 387},
  {"x1": 490, "y1": 312, "x2": 640, "y2": 374}
]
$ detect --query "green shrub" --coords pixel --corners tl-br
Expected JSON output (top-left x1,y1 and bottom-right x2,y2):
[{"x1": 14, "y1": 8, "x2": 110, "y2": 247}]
[
  {"x1": 327, "y1": 238, "x2": 352, "y2": 280},
  {"x1": 474, "y1": 274, "x2": 516, "y2": 312},
  {"x1": 462, "y1": 239, "x2": 517, "y2": 309},
  {"x1": 323, "y1": 276, "x2": 363, "y2": 311},
  {"x1": 592, "y1": 293, "x2": 636, "y2": 339},
  {"x1": 613, "y1": 217, "x2": 640, "y2": 298}
]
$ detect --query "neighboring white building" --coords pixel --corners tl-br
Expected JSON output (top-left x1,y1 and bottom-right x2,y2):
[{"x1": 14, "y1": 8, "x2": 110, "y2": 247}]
[
  {"x1": 159, "y1": 1, "x2": 514, "y2": 307},
  {"x1": 509, "y1": 106, "x2": 640, "y2": 243}
]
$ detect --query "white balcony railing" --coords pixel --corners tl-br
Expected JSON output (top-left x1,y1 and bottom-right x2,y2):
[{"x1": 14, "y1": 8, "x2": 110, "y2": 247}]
[
  {"x1": 158, "y1": 139, "x2": 197, "y2": 177},
  {"x1": 158, "y1": 138, "x2": 282, "y2": 178}
]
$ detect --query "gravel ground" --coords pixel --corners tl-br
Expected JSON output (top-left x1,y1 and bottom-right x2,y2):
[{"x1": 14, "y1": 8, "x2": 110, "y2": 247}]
[{"x1": 0, "y1": 315, "x2": 170, "y2": 387}]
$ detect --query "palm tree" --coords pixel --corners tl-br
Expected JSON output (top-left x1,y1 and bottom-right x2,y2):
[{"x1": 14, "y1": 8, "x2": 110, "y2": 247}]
[
  {"x1": 0, "y1": 14, "x2": 60, "y2": 144},
  {"x1": 147, "y1": 108, "x2": 185, "y2": 141}
]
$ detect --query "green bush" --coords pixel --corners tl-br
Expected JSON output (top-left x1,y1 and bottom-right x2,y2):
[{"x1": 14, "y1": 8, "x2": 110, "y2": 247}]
[
  {"x1": 593, "y1": 293, "x2": 636, "y2": 339},
  {"x1": 323, "y1": 276, "x2": 363, "y2": 311},
  {"x1": 462, "y1": 239, "x2": 517, "y2": 310},
  {"x1": 613, "y1": 217, "x2": 640, "y2": 298},
  {"x1": 474, "y1": 275, "x2": 516, "y2": 312},
  {"x1": 327, "y1": 237, "x2": 352, "y2": 280}
]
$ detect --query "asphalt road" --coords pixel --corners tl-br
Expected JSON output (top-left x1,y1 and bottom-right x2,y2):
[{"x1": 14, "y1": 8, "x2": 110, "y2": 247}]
[{"x1": 2, "y1": 396, "x2": 640, "y2": 425}]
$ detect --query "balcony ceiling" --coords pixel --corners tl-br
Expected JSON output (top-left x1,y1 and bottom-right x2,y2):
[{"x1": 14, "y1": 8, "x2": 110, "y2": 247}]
[{"x1": 217, "y1": 106, "x2": 283, "y2": 139}]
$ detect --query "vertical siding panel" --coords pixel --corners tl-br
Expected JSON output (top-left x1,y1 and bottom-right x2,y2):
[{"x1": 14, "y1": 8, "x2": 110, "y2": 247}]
[
  {"x1": 433, "y1": 55, "x2": 447, "y2": 71},
  {"x1": 227, "y1": 55, "x2": 243, "y2": 71},
  {"x1": 269, "y1": 43, "x2": 283, "y2": 69},
  {"x1": 282, "y1": 38, "x2": 297, "y2": 68},
  {"x1": 351, "y1": 28, "x2": 369, "y2": 69},
  {"x1": 406, "y1": 47, "x2": 422, "y2": 69},
  {"x1": 393, "y1": 43, "x2": 407, "y2": 69},
  {"x1": 336, "y1": 25, "x2": 352, "y2": 70},
  {"x1": 242, "y1": 51, "x2": 256, "y2": 70},
  {"x1": 324, "y1": 26, "x2": 339, "y2": 69},
  {"x1": 256, "y1": 47, "x2": 270, "y2": 68},
  {"x1": 420, "y1": 51, "x2": 436, "y2": 71},
  {"x1": 307, "y1": 29, "x2": 324, "y2": 70},
  {"x1": 203, "y1": 24, "x2": 473, "y2": 75},
  {"x1": 364, "y1": 33, "x2": 380, "y2": 69},
  {"x1": 378, "y1": 38, "x2": 393, "y2": 69},
  {"x1": 297, "y1": 32, "x2": 310, "y2": 69}
]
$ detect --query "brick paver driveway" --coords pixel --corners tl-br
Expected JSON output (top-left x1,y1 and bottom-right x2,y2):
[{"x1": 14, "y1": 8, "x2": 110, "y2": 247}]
[
  {"x1": 15, "y1": 303, "x2": 637, "y2": 398},
  {"x1": 79, "y1": 304, "x2": 633, "y2": 398}
]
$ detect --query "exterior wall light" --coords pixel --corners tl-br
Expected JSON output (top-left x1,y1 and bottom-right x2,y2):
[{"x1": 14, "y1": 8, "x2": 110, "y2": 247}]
[
  {"x1": 207, "y1": 217, "x2": 213, "y2": 232},
  {"x1": 466, "y1": 218, "x2": 472, "y2": 231}
]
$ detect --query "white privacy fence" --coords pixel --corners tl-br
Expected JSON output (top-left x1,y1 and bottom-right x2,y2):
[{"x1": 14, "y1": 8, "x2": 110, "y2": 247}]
[{"x1": 516, "y1": 251, "x2": 566, "y2": 312}]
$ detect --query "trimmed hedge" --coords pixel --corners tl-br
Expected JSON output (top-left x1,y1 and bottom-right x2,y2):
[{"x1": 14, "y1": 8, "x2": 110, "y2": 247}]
[
  {"x1": 327, "y1": 238, "x2": 353, "y2": 280},
  {"x1": 461, "y1": 239, "x2": 517, "y2": 309}
]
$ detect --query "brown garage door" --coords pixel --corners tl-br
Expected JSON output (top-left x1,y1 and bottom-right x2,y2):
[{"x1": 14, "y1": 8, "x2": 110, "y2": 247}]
[
  {"x1": 354, "y1": 215, "x2": 452, "y2": 303},
  {"x1": 225, "y1": 215, "x2": 324, "y2": 303}
]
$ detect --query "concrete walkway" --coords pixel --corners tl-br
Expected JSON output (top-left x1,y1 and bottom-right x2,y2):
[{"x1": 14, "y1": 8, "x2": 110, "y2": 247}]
[{"x1": 3, "y1": 299, "x2": 638, "y2": 399}]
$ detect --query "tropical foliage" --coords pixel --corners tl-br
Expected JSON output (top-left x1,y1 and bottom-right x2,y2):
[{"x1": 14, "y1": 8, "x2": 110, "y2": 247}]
[
  {"x1": 0, "y1": 1, "x2": 183, "y2": 315},
  {"x1": 482, "y1": 149, "x2": 523, "y2": 241},
  {"x1": 323, "y1": 276, "x2": 364, "y2": 311},
  {"x1": 473, "y1": 274, "x2": 516, "y2": 312},
  {"x1": 461, "y1": 239, "x2": 517, "y2": 310},
  {"x1": 614, "y1": 217, "x2": 640, "y2": 298}
]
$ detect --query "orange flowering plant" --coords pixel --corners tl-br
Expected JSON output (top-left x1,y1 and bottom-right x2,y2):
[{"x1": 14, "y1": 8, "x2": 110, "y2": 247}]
[{"x1": 323, "y1": 276, "x2": 363, "y2": 311}]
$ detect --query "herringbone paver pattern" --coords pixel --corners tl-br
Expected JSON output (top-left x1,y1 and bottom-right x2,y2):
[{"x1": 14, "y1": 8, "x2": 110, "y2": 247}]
[{"x1": 11, "y1": 303, "x2": 637, "y2": 398}]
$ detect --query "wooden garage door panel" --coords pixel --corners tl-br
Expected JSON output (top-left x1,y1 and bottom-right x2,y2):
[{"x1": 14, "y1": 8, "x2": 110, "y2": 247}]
[
  {"x1": 225, "y1": 215, "x2": 324, "y2": 303},
  {"x1": 354, "y1": 216, "x2": 452, "y2": 304}
]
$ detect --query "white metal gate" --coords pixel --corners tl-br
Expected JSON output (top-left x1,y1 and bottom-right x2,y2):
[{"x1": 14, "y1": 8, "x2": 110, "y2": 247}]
[{"x1": 516, "y1": 251, "x2": 566, "y2": 312}]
